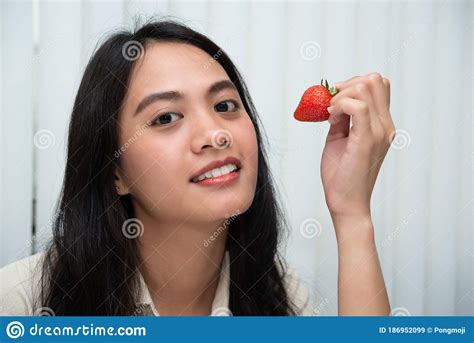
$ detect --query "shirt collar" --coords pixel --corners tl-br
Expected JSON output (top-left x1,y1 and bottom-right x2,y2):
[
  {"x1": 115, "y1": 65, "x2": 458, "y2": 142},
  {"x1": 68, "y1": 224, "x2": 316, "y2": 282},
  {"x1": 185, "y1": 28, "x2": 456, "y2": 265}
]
[{"x1": 135, "y1": 250, "x2": 231, "y2": 316}]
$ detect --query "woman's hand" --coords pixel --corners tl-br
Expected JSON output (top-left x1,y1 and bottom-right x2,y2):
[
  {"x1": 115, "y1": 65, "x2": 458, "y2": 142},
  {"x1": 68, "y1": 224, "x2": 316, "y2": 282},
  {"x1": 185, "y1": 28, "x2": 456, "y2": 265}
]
[
  {"x1": 320, "y1": 73, "x2": 395, "y2": 224},
  {"x1": 319, "y1": 73, "x2": 394, "y2": 315}
]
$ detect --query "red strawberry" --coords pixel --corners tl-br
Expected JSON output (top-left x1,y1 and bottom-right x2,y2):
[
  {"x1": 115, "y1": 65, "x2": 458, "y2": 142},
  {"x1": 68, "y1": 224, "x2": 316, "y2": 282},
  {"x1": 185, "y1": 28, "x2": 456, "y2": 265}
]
[{"x1": 294, "y1": 79, "x2": 339, "y2": 122}]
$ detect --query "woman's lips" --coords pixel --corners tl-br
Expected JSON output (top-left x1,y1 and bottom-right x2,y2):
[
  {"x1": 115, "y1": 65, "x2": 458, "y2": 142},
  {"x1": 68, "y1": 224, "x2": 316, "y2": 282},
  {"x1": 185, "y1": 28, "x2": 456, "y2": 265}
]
[
  {"x1": 189, "y1": 156, "x2": 242, "y2": 181},
  {"x1": 190, "y1": 168, "x2": 241, "y2": 187}
]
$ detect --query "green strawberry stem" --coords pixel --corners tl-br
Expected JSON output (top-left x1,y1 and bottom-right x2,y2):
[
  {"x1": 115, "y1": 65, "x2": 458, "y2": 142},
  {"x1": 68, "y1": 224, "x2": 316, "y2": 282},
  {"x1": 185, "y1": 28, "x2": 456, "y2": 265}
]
[{"x1": 320, "y1": 78, "x2": 339, "y2": 97}]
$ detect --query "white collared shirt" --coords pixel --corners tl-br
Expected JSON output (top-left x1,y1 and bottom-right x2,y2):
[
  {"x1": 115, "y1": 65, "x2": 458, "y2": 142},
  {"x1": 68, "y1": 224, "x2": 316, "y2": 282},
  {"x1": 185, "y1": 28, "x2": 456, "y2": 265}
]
[{"x1": 0, "y1": 251, "x2": 317, "y2": 316}]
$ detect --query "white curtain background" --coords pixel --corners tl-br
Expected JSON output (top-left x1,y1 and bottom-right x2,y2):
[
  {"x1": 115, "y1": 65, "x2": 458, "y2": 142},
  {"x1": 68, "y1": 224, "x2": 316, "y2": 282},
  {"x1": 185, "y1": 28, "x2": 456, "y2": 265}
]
[{"x1": 1, "y1": 0, "x2": 472, "y2": 316}]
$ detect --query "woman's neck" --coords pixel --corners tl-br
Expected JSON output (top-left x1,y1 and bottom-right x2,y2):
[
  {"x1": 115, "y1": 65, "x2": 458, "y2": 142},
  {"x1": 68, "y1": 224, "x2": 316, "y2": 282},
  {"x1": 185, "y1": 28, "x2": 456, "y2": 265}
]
[{"x1": 136, "y1": 214, "x2": 228, "y2": 316}]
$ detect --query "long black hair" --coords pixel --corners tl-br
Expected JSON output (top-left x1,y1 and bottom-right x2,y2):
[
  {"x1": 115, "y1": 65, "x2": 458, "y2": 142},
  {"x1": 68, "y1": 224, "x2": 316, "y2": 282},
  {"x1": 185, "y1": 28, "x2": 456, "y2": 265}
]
[{"x1": 39, "y1": 18, "x2": 297, "y2": 316}]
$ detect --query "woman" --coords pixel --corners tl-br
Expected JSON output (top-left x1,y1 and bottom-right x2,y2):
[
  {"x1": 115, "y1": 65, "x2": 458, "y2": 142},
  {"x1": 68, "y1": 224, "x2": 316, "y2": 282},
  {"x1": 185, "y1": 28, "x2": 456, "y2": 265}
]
[{"x1": 0, "y1": 19, "x2": 393, "y2": 316}]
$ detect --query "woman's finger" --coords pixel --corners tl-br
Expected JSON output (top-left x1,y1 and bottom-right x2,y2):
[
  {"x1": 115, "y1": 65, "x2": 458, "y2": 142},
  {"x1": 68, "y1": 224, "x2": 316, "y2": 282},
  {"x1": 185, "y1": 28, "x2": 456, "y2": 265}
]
[
  {"x1": 335, "y1": 75, "x2": 362, "y2": 90},
  {"x1": 330, "y1": 82, "x2": 376, "y2": 122},
  {"x1": 336, "y1": 73, "x2": 385, "y2": 99},
  {"x1": 366, "y1": 74, "x2": 390, "y2": 115},
  {"x1": 335, "y1": 73, "x2": 393, "y2": 132},
  {"x1": 368, "y1": 75, "x2": 393, "y2": 134},
  {"x1": 327, "y1": 97, "x2": 371, "y2": 136},
  {"x1": 382, "y1": 78, "x2": 390, "y2": 108}
]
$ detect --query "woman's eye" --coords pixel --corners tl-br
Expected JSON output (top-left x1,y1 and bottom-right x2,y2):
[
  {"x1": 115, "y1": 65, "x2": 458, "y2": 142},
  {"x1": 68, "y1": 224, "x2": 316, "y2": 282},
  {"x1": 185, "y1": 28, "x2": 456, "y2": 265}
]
[
  {"x1": 214, "y1": 100, "x2": 240, "y2": 112},
  {"x1": 152, "y1": 112, "x2": 182, "y2": 126}
]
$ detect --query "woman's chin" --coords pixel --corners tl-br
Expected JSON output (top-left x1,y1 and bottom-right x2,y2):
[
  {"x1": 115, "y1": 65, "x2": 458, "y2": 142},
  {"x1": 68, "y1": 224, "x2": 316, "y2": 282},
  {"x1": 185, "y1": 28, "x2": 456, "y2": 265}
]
[{"x1": 192, "y1": 199, "x2": 246, "y2": 221}]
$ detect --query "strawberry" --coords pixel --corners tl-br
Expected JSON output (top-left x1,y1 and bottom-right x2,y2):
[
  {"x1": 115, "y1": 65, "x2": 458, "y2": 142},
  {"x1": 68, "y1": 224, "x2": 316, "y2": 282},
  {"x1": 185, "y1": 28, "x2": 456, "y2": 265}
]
[{"x1": 294, "y1": 79, "x2": 339, "y2": 122}]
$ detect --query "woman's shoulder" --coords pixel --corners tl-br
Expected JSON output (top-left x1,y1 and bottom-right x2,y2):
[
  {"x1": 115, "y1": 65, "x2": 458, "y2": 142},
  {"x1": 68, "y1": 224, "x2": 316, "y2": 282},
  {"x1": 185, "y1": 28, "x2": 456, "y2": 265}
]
[
  {"x1": 276, "y1": 257, "x2": 319, "y2": 316},
  {"x1": 0, "y1": 251, "x2": 46, "y2": 315}
]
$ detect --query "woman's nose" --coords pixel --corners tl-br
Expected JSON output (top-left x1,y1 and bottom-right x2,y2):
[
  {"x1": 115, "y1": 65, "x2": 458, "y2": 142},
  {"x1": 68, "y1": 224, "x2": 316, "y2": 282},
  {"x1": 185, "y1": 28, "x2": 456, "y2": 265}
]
[{"x1": 190, "y1": 111, "x2": 234, "y2": 153}]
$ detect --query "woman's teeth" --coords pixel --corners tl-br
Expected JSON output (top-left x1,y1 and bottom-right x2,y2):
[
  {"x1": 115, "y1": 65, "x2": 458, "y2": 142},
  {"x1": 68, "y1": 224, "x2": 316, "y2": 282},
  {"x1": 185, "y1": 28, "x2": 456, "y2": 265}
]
[{"x1": 192, "y1": 164, "x2": 239, "y2": 183}]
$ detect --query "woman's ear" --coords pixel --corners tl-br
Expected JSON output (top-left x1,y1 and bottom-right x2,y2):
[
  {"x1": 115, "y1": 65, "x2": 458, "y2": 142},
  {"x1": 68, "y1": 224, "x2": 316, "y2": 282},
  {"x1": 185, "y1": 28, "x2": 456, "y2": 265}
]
[{"x1": 114, "y1": 169, "x2": 129, "y2": 196}]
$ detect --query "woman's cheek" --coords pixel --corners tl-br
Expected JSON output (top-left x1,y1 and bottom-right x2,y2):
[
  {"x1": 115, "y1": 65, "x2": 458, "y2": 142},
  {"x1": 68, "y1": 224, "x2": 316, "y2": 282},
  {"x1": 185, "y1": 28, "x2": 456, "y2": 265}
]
[
  {"x1": 235, "y1": 117, "x2": 259, "y2": 205},
  {"x1": 242, "y1": 118, "x2": 259, "y2": 173},
  {"x1": 119, "y1": 138, "x2": 171, "y2": 193}
]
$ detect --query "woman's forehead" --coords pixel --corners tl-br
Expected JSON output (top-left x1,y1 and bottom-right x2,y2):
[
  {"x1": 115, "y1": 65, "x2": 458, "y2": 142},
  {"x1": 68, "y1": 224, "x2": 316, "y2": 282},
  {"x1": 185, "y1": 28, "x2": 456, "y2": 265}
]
[
  {"x1": 129, "y1": 42, "x2": 227, "y2": 87},
  {"x1": 123, "y1": 41, "x2": 231, "y2": 115}
]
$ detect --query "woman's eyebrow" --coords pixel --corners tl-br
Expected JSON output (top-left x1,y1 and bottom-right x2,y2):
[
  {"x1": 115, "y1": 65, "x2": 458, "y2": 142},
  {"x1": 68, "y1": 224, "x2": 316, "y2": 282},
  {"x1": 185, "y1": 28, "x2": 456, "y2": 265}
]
[{"x1": 134, "y1": 79, "x2": 237, "y2": 116}]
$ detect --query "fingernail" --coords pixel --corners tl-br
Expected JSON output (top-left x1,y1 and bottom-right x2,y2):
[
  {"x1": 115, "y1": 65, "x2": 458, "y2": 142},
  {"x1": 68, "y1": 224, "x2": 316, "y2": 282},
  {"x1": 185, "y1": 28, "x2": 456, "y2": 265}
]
[{"x1": 327, "y1": 106, "x2": 334, "y2": 114}]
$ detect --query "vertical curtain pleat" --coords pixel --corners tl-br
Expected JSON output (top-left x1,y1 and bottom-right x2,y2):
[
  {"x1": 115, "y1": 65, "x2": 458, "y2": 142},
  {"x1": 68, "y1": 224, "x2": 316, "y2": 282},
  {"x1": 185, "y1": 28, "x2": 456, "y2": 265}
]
[{"x1": 0, "y1": 2, "x2": 34, "y2": 266}]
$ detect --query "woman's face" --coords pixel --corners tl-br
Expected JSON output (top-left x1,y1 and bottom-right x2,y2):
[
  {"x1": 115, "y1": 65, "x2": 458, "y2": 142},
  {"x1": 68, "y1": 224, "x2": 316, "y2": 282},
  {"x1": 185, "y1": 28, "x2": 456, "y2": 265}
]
[{"x1": 115, "y1": 42, "x2": 258, "y2": 224}]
